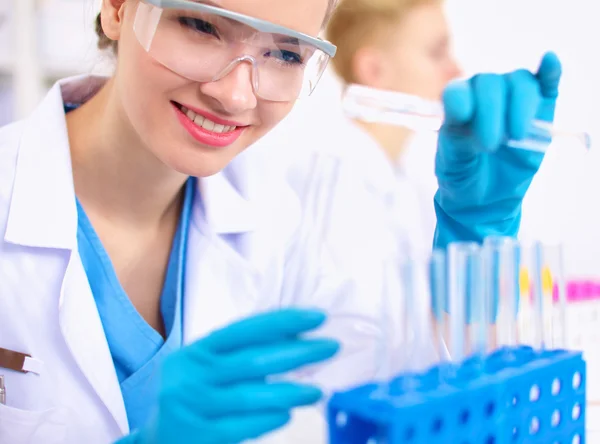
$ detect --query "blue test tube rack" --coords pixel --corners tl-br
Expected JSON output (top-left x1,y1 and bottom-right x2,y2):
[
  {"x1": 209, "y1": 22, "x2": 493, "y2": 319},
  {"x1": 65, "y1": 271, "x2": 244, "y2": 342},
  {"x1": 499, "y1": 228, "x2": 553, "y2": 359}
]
[{"x1": 328, "y1": 346, "x2": 586, "y2": 443}]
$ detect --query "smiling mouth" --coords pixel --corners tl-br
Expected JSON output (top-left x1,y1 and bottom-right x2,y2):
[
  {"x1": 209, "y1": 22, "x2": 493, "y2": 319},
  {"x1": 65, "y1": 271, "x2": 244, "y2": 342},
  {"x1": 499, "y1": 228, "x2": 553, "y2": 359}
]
[{"x1": 172, "y1": 102, "x2": 239, "y2": 134}]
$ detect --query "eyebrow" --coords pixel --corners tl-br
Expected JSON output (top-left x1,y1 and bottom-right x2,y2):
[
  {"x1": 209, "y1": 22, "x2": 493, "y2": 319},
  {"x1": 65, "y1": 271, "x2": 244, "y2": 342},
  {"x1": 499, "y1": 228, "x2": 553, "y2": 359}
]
[{"x1": 276, "y1": 36, "x2": 301, "y2": 46}]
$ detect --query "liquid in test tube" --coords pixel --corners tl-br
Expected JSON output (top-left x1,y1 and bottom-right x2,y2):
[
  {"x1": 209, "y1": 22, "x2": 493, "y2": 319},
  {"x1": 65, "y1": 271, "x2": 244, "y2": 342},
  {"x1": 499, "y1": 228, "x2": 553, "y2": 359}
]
[
  {"x1": 484, "y1": 237, "x2": 519, "y2": 352},
  {"x1": 430, "y1": 250, "x2": 449, "y2": 365}
]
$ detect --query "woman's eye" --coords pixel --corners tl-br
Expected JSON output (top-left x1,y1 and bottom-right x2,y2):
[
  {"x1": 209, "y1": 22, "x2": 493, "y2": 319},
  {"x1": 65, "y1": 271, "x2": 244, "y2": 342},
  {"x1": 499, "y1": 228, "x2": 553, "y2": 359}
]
[
  {"x1": 179, "y1": 17, "x2": 219, "y2": 37},
  {"x1": 268, "y1": 49, "x2": 303, "y2": 65}
]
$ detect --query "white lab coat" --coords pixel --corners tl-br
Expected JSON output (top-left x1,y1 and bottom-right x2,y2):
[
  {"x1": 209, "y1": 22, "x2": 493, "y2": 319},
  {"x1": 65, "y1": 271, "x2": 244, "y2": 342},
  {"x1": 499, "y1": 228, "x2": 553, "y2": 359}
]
[
  {"x1": 0, "y1": 77, "x2": 386, "y2": 443},
  {"x1": 279, "y1": 114, "x2": 439, "y2": 257}
]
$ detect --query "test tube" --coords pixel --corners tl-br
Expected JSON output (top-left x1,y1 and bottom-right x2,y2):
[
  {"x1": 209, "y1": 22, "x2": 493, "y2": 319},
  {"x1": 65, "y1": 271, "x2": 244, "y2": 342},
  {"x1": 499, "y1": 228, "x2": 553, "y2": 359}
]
[
  {"x1": 430, "y1": 249, "x2": 449, "y2": 363},
  {"x1": 401, "y1": 255, "x2": 438, "y2": 371},
  {"x1": 532, "y1": 242, "x2": 567, "y2": 349},
  {"x1": 532, "y1": 243, "x2": 546, "y2": 349},
  {"x1": 342, "y1": 84, "x2": 592, "y2": 153},
  {"x1": 388, "y1": 253, "x2": 441, "y2": 395},
  {"x1": 447, "y1": 242, "x2": 482, "y2": 364},
  {"x1": 516, "y1": 253, "x2": 532, "y2": 347},
  {"x1": 483, "y1": 236, "x2": 520, "y2": 351},
  {"x1": 372, "y1": 257, "x2": 403, "y2": 399},
  {"x1": 467, "y1": 247, "x2": 487, "y2": 360},
  {"x1": 518, "y1": 241, "x2": 566, "y2": 350}
]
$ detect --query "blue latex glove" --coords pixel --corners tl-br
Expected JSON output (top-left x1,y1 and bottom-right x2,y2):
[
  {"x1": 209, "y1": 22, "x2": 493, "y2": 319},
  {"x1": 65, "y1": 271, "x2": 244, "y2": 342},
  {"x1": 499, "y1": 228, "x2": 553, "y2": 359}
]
[
  {"x1": 116, "y1": 309, "x2": 339, "y2": 444},
  {"x1": 433, "y1": 52, "x2": 562, "y2": 248}
]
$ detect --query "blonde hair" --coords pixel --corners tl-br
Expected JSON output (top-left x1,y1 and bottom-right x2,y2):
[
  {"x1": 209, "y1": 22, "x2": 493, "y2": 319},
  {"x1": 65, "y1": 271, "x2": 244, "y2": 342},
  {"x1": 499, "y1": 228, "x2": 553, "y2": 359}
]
[
  {"x1": 326, "y1": 0, "x2": 438, "y2": 84},
  {"x1": 323, "y1": 0, "x2": 341, "y2": 26},
  {"x1": 95, "y1": 0, "x2": 340, "y2": 54}
]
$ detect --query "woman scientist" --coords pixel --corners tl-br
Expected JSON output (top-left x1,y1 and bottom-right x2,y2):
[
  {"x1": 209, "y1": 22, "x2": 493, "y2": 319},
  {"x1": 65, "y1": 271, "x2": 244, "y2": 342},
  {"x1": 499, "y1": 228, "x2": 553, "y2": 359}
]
[
  {"x1": 0, "y1": 0, "x2": 561, "y2": 444},
  {"x1": 324, "y1": 0, "x2": 461, "y2": 247}
]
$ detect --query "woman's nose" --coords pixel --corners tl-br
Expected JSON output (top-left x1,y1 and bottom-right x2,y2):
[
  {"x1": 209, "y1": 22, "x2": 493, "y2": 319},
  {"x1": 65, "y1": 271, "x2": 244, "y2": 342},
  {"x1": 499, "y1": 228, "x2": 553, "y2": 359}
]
[{"x1": 199, "y1": 61, "x2": 258, "y2": 114}]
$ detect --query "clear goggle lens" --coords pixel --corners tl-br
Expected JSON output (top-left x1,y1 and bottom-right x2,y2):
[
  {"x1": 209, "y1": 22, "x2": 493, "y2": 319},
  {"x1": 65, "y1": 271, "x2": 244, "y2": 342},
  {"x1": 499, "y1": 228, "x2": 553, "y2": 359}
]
[{"x1": 134, "y1": 1, "x2": 331, "y2": 102}]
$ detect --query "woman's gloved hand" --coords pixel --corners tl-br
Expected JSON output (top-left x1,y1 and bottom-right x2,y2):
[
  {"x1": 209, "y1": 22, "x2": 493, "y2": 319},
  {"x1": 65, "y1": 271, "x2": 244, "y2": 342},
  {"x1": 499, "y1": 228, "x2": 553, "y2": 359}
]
[
  {"x1": 433, "y1": 51, "x2": 562, "y2": 248},
  {"x1": 117, "y1": 309, "x2": 339, "y2": 444}
]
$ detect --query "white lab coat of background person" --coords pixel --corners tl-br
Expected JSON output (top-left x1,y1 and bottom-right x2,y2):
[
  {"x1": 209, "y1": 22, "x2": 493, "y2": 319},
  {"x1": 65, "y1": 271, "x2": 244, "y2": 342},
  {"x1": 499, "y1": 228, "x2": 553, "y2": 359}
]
[
  {"x1": 0, "y1": 76, "x2": 390, "y2": 444},
  {"x1": 260, "y1": 79, "x2": 440, "y2": 258},
  {"x1": 320, "y1": 119, "x2": 440, "y2": 256}
]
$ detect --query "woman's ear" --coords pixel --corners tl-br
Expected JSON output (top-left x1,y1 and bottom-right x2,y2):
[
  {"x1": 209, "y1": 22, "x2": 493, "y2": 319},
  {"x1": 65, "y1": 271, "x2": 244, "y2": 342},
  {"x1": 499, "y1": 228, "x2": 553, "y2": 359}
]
[{"x1": 100, "y1": 0, "x2": 127, "y2": 42}]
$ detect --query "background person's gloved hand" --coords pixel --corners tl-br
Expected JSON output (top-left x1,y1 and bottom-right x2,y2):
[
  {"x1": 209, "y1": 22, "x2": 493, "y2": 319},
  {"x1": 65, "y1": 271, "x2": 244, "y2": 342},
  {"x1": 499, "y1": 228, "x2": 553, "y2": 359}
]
[
  {"x1": 433, "y1": 52, "x2": 562, "y2": 248},
  {"x1": 117, "y1": 309, "x2": 339, "y2": 444}
]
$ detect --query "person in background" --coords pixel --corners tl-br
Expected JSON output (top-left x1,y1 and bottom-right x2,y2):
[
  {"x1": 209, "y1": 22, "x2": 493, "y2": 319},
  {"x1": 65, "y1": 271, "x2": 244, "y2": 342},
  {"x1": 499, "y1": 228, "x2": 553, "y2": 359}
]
[
  {"x1": 279, "y1": 0, "x2": 561, "y2": 374},
  {"x1": 323, "y1": 0, "x2": 461, "y2": 249}
]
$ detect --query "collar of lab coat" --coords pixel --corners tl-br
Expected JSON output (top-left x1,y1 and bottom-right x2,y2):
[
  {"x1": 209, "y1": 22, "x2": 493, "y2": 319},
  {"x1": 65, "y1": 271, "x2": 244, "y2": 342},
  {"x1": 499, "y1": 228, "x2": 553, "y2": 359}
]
[
  {"x1": 4, "y1": 75, "x2": 260, "y2": 249},
  {"x1": 199, "y1": 155, "x2": 259, "y2": 234}
]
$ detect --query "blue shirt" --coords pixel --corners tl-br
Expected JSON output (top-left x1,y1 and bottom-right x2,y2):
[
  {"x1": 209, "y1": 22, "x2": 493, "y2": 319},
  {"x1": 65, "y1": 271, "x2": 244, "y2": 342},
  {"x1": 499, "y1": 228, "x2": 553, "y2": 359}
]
[{"x1": 76, "y1": 166, "x2": 195, "y2": 431}]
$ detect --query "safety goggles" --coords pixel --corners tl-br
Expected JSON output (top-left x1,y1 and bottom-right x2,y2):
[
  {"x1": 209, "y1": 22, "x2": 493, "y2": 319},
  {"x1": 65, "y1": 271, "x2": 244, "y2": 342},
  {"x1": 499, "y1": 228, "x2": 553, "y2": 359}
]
[{"x1": 134, "y1": 0, "x2": 337, "y2": 102}]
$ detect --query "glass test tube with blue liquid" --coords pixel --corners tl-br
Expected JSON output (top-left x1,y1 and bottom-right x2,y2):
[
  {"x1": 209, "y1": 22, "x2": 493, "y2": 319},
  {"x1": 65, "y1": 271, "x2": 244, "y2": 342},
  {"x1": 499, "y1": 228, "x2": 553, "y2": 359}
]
[
  {"x1": 446, "y1": 242, "x2": 488, "y2": 379},
  {"x1": 483, "y1": 236, "x2": 520, "y2": 353}
]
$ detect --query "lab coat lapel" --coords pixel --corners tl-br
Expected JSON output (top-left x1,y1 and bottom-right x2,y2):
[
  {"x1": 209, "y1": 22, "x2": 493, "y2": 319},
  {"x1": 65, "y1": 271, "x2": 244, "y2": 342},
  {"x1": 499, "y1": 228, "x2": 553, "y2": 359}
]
[
  {"x1": 182, "y1": 153, "x2": 303, "y2": 342},
  {"x1": 182, "y1": 172, "x2": 264, "y2": 341},
  {"x1": 4, "y1": 78, "x2": 128, "y2": 435},
  {"x1": 59, "y1": 253, "x2": 129, "y2": 435},
  {"x1": 182, "y1": 228, "x2": 263, "y2": 341}
]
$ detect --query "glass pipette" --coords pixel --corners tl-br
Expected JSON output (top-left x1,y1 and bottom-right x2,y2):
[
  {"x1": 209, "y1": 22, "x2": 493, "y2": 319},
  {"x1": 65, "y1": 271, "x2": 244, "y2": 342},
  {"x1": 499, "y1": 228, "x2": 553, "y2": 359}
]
[{"x1": 343, "y1": 84, "x2": 592, "y2": 153}]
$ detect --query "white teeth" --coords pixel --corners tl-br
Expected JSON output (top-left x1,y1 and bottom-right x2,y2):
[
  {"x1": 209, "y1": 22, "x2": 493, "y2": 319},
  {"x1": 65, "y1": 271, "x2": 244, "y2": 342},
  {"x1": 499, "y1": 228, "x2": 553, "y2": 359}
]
[
  {"x1": 201, "y1": 119, "x2": 215, "y2": 131},
  {"x1": 178, "y1": 104, "x2": 237, "y2": 133},
  {"x1": 193, "y1": 114, "x2": 205, "y2": 126}
]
